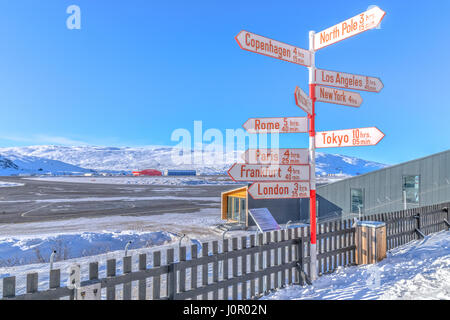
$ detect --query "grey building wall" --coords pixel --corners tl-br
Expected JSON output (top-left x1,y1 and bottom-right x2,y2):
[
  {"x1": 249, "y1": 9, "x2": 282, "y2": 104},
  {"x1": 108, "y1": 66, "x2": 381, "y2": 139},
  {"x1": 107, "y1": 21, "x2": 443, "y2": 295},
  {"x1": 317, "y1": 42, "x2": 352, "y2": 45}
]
[
  {"x1": 315, "y1": 149, "x2": 450, "y2": 219},
  {"x1": 247, "y1": 196, "x2": 306, "y2": 226}
]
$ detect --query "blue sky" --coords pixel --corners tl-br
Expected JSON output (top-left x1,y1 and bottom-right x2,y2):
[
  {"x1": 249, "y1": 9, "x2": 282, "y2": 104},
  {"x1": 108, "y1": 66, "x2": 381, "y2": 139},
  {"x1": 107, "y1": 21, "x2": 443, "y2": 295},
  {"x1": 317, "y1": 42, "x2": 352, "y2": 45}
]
[{"x1": 0, "y1": 0, "x2": 449, "y2": 165}]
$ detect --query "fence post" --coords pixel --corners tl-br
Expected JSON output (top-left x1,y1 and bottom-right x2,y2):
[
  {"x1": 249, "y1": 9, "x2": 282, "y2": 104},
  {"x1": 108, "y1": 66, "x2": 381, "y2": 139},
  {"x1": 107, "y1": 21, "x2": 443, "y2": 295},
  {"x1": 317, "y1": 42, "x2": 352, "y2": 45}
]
[{"x1": 167, "y1": 248, "x2": 176, "y2": 300}]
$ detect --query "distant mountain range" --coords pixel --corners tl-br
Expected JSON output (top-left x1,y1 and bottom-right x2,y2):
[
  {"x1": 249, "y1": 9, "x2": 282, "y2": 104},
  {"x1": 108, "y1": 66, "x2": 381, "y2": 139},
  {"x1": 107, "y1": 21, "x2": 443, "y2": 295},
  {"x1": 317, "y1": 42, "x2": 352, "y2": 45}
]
[{"x1": 0, "y1": 145, "x2": 388, "y2": 177}]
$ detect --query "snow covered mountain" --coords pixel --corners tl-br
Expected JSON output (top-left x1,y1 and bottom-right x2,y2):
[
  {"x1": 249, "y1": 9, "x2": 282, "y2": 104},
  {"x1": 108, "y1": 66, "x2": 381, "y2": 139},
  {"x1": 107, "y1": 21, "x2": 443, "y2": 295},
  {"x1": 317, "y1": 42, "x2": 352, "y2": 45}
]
[
  {"x1": 0, "y1": 145, "x2": 387, "y2": 176},
  {"x1": 0, "y1": 153, "x2": 93, "y2": 176}
]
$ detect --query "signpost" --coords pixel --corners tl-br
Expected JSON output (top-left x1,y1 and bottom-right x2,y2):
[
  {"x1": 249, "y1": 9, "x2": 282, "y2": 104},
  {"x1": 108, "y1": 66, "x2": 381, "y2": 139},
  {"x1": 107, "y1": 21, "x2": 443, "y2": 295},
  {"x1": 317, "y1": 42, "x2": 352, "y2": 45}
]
[
  {"x1": 248, "y1": 181, "x2": 310, "y2": 200},
  {"x1": 235, "y1": 31, "x2": 311, "y2": 67},
  {"x1": 233, "y1": 5, "x2": 386, "y2": 282},
  {"x1": 316, "y1": 127, "x2": 385, "y2": 148},
  {"x1": 315, "y1": 68, "x2": 383, "y2": 92},
  {"x1": 315, "y1": 85, "x2": 363, "y2": 108},
  {"x1": 228, "y1": 163, "x2": 310, "y2": 182},
  {"x1": 242, "y1": 148, "x2": 309, "y2": 165},
  {"x1": 313, "y1": 6, "x2": 386, "y2": 50},
  {"x1": 294, "y1": 86, "x2": 312, "y2": 114},
  {"x1": 242, "y1": 117, "x2": 308, "y2": 134}
]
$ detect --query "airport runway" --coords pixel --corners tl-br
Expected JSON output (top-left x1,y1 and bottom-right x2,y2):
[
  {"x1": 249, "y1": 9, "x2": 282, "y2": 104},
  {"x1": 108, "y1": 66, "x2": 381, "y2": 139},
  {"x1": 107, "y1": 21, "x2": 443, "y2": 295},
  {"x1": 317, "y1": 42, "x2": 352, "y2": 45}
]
[{"x1": 0, "y1": 176, "x2": 241, "y2": 224}]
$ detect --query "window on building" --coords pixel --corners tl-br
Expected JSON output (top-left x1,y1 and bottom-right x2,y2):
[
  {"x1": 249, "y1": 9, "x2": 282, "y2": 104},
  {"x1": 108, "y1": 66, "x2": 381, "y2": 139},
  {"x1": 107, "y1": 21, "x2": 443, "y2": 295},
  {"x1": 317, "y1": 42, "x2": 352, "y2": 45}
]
[
  {"x1": 233, "y1": 197, "x2": 240, "y2": 221},
  {"x1": 351, "y1": 188, "x2": 364, "y2": 214},
  {"x1": 402, "y1": 175, "x2": 420, "y2": 204},
  {"x1": 227, "y1": 197, "x2": 233, "y2": 220},
  {"x1": 239, "y1": 198, "x2": 246, "y2": 224}
]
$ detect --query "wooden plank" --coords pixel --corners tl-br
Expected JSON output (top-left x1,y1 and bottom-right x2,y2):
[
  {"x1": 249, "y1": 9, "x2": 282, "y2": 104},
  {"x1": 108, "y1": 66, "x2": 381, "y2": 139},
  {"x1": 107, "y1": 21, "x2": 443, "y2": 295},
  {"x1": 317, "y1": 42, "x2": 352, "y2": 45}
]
[
  {"x1": 3, "y1": 276, "x2": 15, "y2": 298},
  {"x1": 139, "y1": 253, "x2": 147, "y2": 300},
  {"x1": 89, "y1": 262, "x2": 98, "y2": 280},
  {"x1": 249, "y1": 234, "x2": 256, "y2": 298},
  {"x1": 26, "y1": 273, "x2": 38, "y2": 294},
  {"x1": 167, "y1": 248, "x2": 175, "y2": 300},
  {"x1": 294, "y1": 228, "x2": 300, "y2": 282},
  {"x1": 106, "y1": 259, "x2": 116, "y2": 300},
  {"x1": 280, "y1": 230, "x2": 286, "y2": 287},
  {"x1": 223, "y1": 239, "x2": 229, "y2": 300},
  {"x1": 179, "y1": 246, "x2": 187, "y2": 294},
  {"x1": 152, "y1": 252, "x2": 161, "y2": 300},
  {"x1": 273, "y1": 231, "x2": 279, "y2": 289},
  {"x1": 123, "y1": 256, "x2": 132, "y2": 300},
  {"x1": 212, "y1": 241, "x2": 219, "y2": 300},
  {"x1": 232, "y1": 237, "x2": 238, "y2": 300},
  {"x1": 241, "y1": 236, "x2": 248, "y2": 299},
  {"x1": 49, "y1": 269, "x2": 61, "y2": 290},
  {"x1": 201, "y1": 242, "x2": 209, "y2": 300},
  {"x1": 190, "y1": 244, "x2": 198, "y2": 300},
  {"x1": 287, "y1": 229, "x2": 293, "y2": 285},
  {"x1": 265, "y1": 232, "x2": 272, "y2": 293},
  {"x1": 257, "y1": 233, "x2": 264, "y2": 296}
]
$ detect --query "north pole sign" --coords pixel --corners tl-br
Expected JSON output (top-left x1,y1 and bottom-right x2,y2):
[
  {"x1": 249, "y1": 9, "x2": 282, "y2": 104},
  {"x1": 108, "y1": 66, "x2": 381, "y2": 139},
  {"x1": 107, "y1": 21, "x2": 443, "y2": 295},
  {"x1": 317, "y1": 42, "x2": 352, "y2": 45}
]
[
  {"x1": 294, "y1": 86, "x2": 312, "y2": 114},
  {"x1": 243, "y1": 117, "x2": 308, "y2": 134},
  {"x1": 315, "y1": 68, "x2": 383, "y2": 93},
  {"x1": 242, "y1": 148, "x2": 309, "y2": 165},
  {"x1": 248, "y1": 181, "x2": 310, "y2": 199},
  {"x1": 313, "y1": 6, "x2": 386, "y2": 50},
  {"x1": 235, "y1": 31, "x2": 311, "y2": 67},
  {"x1": 315, "y1": 85, "x2": 363, "y2": 107},
  {"x1": 316, "y1": 127, "x2": 385, "y2": 148},
  {"x1": 228, "y1": 163, "x2": 310, "y2": 182}
]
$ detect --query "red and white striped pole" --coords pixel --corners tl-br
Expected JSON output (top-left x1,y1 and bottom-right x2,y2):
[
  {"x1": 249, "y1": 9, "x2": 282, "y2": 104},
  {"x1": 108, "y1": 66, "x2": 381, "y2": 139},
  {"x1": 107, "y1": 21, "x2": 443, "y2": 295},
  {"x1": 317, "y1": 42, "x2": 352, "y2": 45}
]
[{"x1": 308, "y1": 30, "x2": 317, "y2": 281}]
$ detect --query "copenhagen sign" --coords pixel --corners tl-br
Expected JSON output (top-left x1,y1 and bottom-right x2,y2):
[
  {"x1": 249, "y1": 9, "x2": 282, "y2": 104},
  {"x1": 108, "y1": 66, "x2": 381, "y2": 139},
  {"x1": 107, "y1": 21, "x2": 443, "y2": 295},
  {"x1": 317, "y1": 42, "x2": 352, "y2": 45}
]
[{"x1": 235, "y1": 31, "x2": 311, "y2": 67}]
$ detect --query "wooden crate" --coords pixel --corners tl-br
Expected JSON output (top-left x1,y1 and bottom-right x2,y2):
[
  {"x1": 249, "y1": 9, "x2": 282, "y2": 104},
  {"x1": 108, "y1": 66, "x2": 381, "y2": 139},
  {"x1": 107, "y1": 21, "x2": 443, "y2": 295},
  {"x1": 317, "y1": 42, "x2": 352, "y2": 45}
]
[{"x1": 355, "y1": 221, "x2": 386, "y2": 265}]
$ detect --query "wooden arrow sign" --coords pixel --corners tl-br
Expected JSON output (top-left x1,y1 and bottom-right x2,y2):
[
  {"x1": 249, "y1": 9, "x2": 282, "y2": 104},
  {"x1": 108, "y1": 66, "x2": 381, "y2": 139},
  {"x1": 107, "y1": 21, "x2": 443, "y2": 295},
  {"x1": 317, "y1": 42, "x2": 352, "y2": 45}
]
[
  {"x1": 228, "y1": 163, "x2": 310, "y2": 182},
  {"x1": 294, "y1": 86, "x2": 312, "y2": 114},
  {"x1": 242, "y1": 148, "x2": 309, "y2": 165},
  {"x1": 235, "y1": 30, "x2": 311, "y2": 67},
  {"x1": 315, "y1": 68, "x2": 383, "y2": 93},
  {"x1": 248, "y1": 181, "x2": 310, "y2": 199},
  {"x1": 314, "y1": 6, "x2": 386, "y2": 50},
  {"x1": 242, "y1": 117, "x2": 308, "y2": 134},
  {"x1": 315, "y1": 85, "x2": 363, "y2": 107},
  {"x1": 316, "y1": 127, "x2": 385, "y2": 148}
]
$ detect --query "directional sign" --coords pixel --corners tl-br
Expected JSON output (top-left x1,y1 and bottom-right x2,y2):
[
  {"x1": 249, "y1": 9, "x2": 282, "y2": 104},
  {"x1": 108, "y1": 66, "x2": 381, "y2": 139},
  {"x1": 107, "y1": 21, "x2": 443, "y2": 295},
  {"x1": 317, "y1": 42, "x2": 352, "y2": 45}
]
[
  {"x1": 315, "y1": 68, "x2": 383, "y2": 93},
  {"x1": 316, "y1": 127, "x2": 385, "y2": 148},
  {"x1": 294, "y1": 86, "x2": 312, "y2": 114},
  {"x1": 228, "y1": 163, "x2": 310, "y2": 182},
  {"x1": 242, "y1": 148, "x2": 309, "y2": 165},
  {"x1": 242, "y1": 117, "x2": 308, "y2": 134},
  {"x1": 235, "y1": 30, "x2": 311, "y2": 67},
  {"x1": 315, "y1": 85, "x2": 363, "y2": 108},
  {"x1": 314, "y1": 6, "x2": 386, "y2": 50},
  {"x1": 248, "y1": 181, "x2": 310, "y2": 200}
]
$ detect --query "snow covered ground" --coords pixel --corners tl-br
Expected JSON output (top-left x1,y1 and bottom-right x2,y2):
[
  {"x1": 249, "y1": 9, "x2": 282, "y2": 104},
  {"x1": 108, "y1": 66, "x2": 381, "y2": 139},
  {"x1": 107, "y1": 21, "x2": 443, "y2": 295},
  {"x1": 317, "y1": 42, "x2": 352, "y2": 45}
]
[
  {"x1": 0, "y1": 181, "x2": 24, "y2": 188},
  {"x1": 262, "y1": 230, "x2": 450, "y2": 300},
  {"x1": 26, "y1": 175, "x2": 238, "y2": 186},
  {"x1": 0, "y1": 208, "x2": 245, "y2": 297}
]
